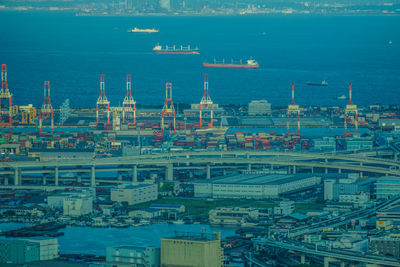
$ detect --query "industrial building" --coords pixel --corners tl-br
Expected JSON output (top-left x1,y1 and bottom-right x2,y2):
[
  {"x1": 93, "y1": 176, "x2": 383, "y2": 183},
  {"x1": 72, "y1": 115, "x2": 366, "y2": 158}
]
[
  {"x1": 323, "y1": 174, "x2": 374, "y2": 201},
  {"x1": 376, "y1": 176, "x2": 400, "y2": 199},
  {"x1": 161, "y1": 231, "x2": 223, "y2": 267},
  {"x1": 192, "y1": 174, "x2": 321, "y2": 199},
  {"x1": 248, "y1": 99, "x2": 272, "y2": 115},
  {"x1": 370, "y1": 235, "x2": 400, "y2": 258},
  {"x1": 313, "y1": 137, "x2": 336, "y2": 152},
  {"x1": 20, "y1": 237, "x2": 58, "y2": 261},
  {"x1": 209, "y1": 207, "x2": 266, "y2": 225},
  {"x1": 129, "y1": 208, "x2": 161, "y2": 219},
  {"x1": 0, "y1": 239, "x2": 40, "y2": 264},
  {"x1": 106, "y1": 245, "x2": 160, "y2": 267},
  {"x1": 63, "y1": 195, "x2": 93, "y2": 216},
  {"x1": 111, "y1": 184, "x2": 158, "y2": 205}
]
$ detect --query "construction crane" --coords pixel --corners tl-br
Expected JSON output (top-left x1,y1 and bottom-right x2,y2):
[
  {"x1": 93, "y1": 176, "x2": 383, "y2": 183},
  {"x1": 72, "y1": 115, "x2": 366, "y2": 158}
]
[
  {"x1": 287, "y1": 83, "x2": 301, "y2": 135},
  {"x1": 344, "y1": 83, "x2": 358, "y2": 136},
  {"x1": 0, "y1": 64, "x2": 13, "y2": 127},
  {"x1": 199, "y1": 74, "x2": 214, "y2": 128},
  {"x1": 39, "y1": 81, "x2": 54, "y2": 132},
  {"x1": 96, "y1": 74, "x2": 110, "y2": 127},
  {"x1": 161, "y1": 82, "x2": 176, "y2": 132},
  {"x1": 122, "y1": 74, "x2": 136, "y2": 126}
]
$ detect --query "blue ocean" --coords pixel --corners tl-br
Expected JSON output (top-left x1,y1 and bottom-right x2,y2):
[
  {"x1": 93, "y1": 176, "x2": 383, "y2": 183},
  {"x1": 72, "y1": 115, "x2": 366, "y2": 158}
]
[{"x1": 0, "y1": 12, "x2": 399, "y2": 108}]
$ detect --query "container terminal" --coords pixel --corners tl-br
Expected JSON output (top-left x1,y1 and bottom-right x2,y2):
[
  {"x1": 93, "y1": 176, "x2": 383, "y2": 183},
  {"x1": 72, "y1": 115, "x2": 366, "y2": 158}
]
[{"x1": 1, "y1": 63, "x2": 400, "y2": 267}]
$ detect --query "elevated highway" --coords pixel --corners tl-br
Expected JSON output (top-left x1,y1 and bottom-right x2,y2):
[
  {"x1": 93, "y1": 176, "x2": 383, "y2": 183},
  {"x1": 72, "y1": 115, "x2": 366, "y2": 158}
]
[{"x1": 1, "y1": 151, "x2": 399, "y2": 187}]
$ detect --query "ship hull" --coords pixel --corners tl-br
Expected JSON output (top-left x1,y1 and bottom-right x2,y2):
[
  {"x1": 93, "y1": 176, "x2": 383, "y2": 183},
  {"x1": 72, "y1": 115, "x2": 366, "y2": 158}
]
[
  {"x1": 154, "y1": 51, "x2": 199, "y2": 54},
  {"x1": 202, "y1": 63, "x2": 259, "y2": 69}
]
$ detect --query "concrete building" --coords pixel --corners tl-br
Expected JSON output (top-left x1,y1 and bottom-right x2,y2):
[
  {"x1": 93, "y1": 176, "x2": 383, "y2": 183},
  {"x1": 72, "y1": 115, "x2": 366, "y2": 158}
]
[
  {"x1": 0, "y1": 143, "x2": 20, "y2": 154},
  {"x1": 370, "y1": 236, "x2": 400, "y2": 258},
  {"x1": 192, "y1": 174, "x2": 321, "y2": 199},
  {"x1": 129, "y1": 208, "x2": 161, "y2": 219},
  {"x1": 111, "y1": 184, "x2": 158, "y2": 205},
  {"x1": 248, "y1": 100, "x2": 271, "y2": 115},
  {"x1": 48, "y1": 188, "x2": 96, "y2": 209},
  {"x1": 20, "y1": 237, "x2": 58, "y2": 260},
  {"x1": 106, "y1": 245, "x2": 160, "y2": 267},
  {"x1": 274, "y1": 200, "x2": 295, "y2": 216},
  {"x1": 323, "y1": 175, "x2": 374, "y2": 201},
  {"x1": 344, "y1": 137, "x2": 373, "y2": 151},
  {"x1": 313, "y1": 137, "x2": 336, "y2": 152},
  {"x1": 209, "y1": 207, "x2": 264, "y2": 225},
  {"x1": 376, "y1": 176, "x2": 400, "y2": 199},
  {"x1": 161, "y1": 231, "x2": 223, "y2": 267},
  {"x1": 63, "y1": 195, "x2": 93, "y2": 216},
  {"x1": 0, "y1": 239, "x2": 40, "y2": 264},
  {"x1": 339, "y1": 192, "x2": 370, "y2": 204},
  {"x1": 149, "y1": 204, "x2": 185, "y2": 213}
]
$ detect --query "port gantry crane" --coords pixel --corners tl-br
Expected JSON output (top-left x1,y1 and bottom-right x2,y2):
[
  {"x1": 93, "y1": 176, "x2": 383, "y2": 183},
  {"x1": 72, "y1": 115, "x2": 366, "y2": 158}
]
[
  {"x1": 199, "y1": 74, "x2": 214, "y2": 128},
  {"x1": 287, "y1": 83, "x2": 301, "y2": 135},
  {"x1": 39, "y1": 81, "x2": 54, "y2": 132},
  {"x1": 161, "y1": 82, "x2": 176, "y2": 133},
  {"x1": 122, "y1": 74, "x2": 136, "y2": 126},
  {"x1": 96, "y1": 74, "x2": 110, "y2": 127},
  {"x1": 344, "y1": 83, "x2": 358, "y2": 135},
  {"x1": 0, "y1": 64, "x2": 13, "y2": 127}
]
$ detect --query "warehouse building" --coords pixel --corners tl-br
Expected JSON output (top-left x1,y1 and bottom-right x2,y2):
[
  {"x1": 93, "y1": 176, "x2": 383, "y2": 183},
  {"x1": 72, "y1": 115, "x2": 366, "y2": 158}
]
[
  {"x1": 0, "y1": 239, "x2": 40, "y2": 264},
  {"x1": 376, "y1": 176, "x2": 400, "y2": 199},
  {"x1": 192, "y1": 174, "x2": 321, "y2": 199},
  {"x1": 248, "y1": 100, "x2": 271, "y2": 115},
  {"x1": 20, "y1": 237, "x2": 58, "y2": 261},
  {"x1": 161, "y1": 231, "x2": 223, "y2": 267},
  {"x1": 111, "y1": 184, "x2": 158, "y2": 205}
]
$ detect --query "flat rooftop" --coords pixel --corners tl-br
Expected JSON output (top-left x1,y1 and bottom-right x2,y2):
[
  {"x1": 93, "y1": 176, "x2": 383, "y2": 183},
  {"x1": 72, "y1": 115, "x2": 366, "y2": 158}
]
[{"x1": 193, "y1": 173, "x2": 319, "y2": 186}]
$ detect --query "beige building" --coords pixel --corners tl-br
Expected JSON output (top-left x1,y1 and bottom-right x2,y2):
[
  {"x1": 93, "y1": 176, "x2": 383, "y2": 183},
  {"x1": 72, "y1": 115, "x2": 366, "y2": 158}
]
[
  {"x1": 209, "y1": 207, "x2": 263, "y2": 225},
  {"x1": 161, "y1": 231, "x2": 223, "y2": 267},
  {"x1": 20, "y1": 237, "x2": 58, "y2": 260},
  {"x1": 111, "y1": 184, "x2": 158, "y2": 205},
  {"x1": 63, "y1": 195, "x2": 93, "y2": 216}
]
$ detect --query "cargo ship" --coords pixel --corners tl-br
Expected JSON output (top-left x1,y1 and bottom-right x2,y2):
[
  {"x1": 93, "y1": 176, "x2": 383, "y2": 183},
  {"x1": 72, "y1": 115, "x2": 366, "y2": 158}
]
[
  {"x1": 202, "y1": 59, "x2": 259, "y2": 69},
  {"x1": 306, "y1": 80, "x2": 328, "y2": 86},
  {"x1": 153, "y1": 44, "x2": 199, "y2": 54},
  {"x1": 128, "y1": 27, "x2": 159, "y2": 33}
]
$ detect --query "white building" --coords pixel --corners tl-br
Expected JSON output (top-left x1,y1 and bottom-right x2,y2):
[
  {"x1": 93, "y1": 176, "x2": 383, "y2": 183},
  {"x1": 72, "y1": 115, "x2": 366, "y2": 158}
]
[
  {"x1": 339, "y1": 192, "x2": 370, "y2": 204},
  {"x1": 248, "y1": 100, "x2": 272, "y2": 115},
  {"x1": 192, "y1": 174, "x2": 321, "y2": 199},
  {"x1": 111, "y1": 184, "x2": 158, "y2": 205},
  {"x1": 63, "y1": 195, "x2": 93, "y2": 216},
  {"x1": 20, "y1": 237, "x2": 58, "y2": 261},
  {"x1": 274, "y1": 200, "x2": 295, "y2": 216},
  {"x1": 48, "y1": 188, "x2": 96, "y2": 209}
]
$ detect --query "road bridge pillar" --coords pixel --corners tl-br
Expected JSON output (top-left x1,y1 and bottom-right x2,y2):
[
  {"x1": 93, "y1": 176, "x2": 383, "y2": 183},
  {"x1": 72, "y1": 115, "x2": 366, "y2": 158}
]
[
  {"x1": 248, "y1": 163, "x2": 252, "y2": 171},
  {"x1": 293, "y1": 165, "x2": 296, "y2": 174},
  {"x1": 43, "y1": 175, "x2": 47, "y2": 185},
  {"x1": 311, "y1": 167, "x2": 314, "y2": 173},
  {"x1": 186, "y1": 154, "x2": 190, "y2": 166},
  {"x1": 165, "y1": 163, "x2": 173, "y2": 181},
  {"x1": 14, "y1": 168, "x2": 20, "y2": 186},
  {"x1": 270, "y1": 164, "x2": 274, "y2": 171},
  {"x1": 132, "y1": 165, "x2": 137, "y2": 184},
  {"x1": 300, "y1": 253, "x2": 306, "y2": 264},
  {"x1": 118, "y1": 172, "x2": 123, "y2": 181},
  {"x1": 77, "y1": 173, "x2": 82, "y2": 183},
  {"x1": 189, "y1": 171, "x2": 193, "y2": 178},
  {"x1": 394, "y1": 153, "x2": 398, "y2": 161},
  {"x1": 4, "y1": 176, "x2": 8, "y2": 186},
  {"x1": 338, "y1": 168, "x2": 342, "y2": 174},
  {"x1": 91, "y1": 166, "x2": 96, "y2": 187},
  {"x1": 206, "y1": 164, "x2": 211, "y2": 179},
  {"x1": 360, "y1": 172, "x2": 363, "y2": 178},
  {"x1": 55, "y1": 167, "x2": 59, "y2": 186},
  {"x1": 325, "y1": 167, "x2": 328, "y2": 174},
  {"x1": 324, "y1": 256, "x2": 341, "y2": 267}
]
